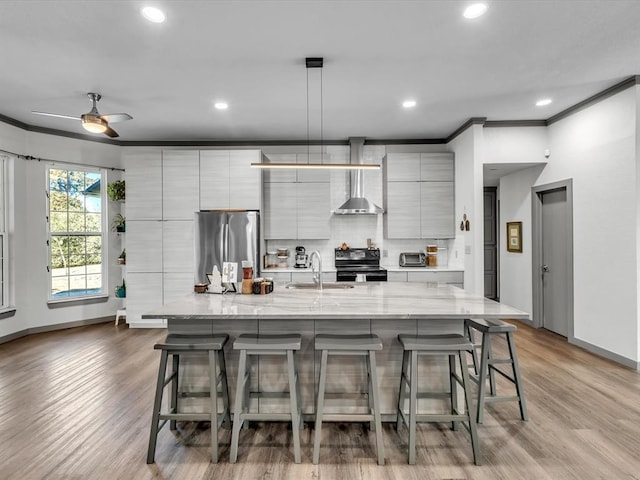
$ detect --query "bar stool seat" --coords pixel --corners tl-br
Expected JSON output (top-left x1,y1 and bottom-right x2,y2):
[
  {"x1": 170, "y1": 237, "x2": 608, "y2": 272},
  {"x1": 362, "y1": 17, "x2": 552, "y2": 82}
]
[
  {"x1": 396, "y1": 334, "x2": 481, "y2": 465},
  {"x1": 464, "y1": 318, "x2": 528, "y2": 424},
  {"x1": 230, "y1": 333, "x2": 303, "y2": 464},
  {"x1": 147, "y1": 334, "x2": 231, "y2": 464},
  {"x1": 313, "y1": 333, "x2": 385, "y2": 465}
]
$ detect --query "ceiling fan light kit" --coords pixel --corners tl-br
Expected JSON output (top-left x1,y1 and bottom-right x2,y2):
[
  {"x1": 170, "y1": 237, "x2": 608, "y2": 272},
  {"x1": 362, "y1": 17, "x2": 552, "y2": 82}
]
[{"x1": 32, "y1": 92, "x2": 132, "y2": 138}]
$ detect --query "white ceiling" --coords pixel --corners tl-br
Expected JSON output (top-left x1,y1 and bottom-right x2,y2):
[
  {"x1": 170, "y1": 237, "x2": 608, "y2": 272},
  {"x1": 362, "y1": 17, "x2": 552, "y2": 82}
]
[{"x1": 1, "y1": 1, "x2": 640, "y2": 143}]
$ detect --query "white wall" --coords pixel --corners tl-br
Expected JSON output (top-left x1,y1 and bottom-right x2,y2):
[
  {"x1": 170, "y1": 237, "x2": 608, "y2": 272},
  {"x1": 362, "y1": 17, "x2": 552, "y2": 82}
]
[
  {"x1": 484, "y1": 126, "x2": 549, "y2": 164},
  {"x1": 0, "y1": 124, "x2": 123, "y2": 339},
  {"x1": 448, "y1": 125, "x2": 484, "y2": 294},
  {"x1": 497, "y1": 87, "x2": 639, "y2": 363}
]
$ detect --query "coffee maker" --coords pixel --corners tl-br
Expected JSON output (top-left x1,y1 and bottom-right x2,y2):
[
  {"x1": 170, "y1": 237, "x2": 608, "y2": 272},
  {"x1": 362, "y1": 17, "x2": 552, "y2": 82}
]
[{"x1": 294, "y1": 246, "x2": 309, "y2": 268}]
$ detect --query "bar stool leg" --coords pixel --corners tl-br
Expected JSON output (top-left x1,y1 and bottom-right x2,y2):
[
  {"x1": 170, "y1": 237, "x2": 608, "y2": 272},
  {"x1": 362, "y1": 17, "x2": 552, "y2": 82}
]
[
  {"x1": 287, "y1": 350, "x2": 302, "y2": 464},
  {"x1": 217, "y1": 349, "x2": 232, "y2": 428},
  {"x1": 147, "y1": 350, "x2": 169, "y2": 464},
  {"x1": 396, "y1": 350, "x2": 409, "y2": 432},
  {"x1": 170, "y1": 354, "x2": 179, "y2": 431},
  {"x1": 449, "y1": 354, "x2": 459, "y2": 431},
  {"x1": 459, "y1": 350, "x2": 481, "y2": 465},
  {"x1": 466, "y1": 323, "x2": 480, "y2": 375},
  {"x1": 476, "y1": 333, "x2": 491, "y2": 424},
  {"x1": 366, "y1": 353, "x2": 375, "y2": 431},
  {"x1": 206, "y1": 350, "x2": 218, "y2": 463},
  {"x1": 312, "y1": 349, "x2": 329, "y2": 464},
  {"x1": 368, "y1": 350, "x2": 385, "y2": 465},
  {"x1": 230, "y1": 349, "x2": 248, "y2": 464},
  {"x1": 506, "y1": 331, "x2": 529, "y2": 421},
  {"x1": 487, "y1": 336, "x2": 497, "y2": 396},
  {"x1": 408, "y1": 350, "x2": 418, "y2": 465}
]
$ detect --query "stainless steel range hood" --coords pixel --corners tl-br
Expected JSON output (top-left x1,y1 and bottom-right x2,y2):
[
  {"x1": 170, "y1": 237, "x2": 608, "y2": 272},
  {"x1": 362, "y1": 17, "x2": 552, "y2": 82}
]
[{"x1": 334, "y1": 137, "x2": 384, "y2": 215}]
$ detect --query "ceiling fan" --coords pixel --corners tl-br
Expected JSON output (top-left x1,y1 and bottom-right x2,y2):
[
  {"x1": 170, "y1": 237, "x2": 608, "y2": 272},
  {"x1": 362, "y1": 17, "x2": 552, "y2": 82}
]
[{"x1": 32, "y1": 93, "x2": 132, "y2": 138}]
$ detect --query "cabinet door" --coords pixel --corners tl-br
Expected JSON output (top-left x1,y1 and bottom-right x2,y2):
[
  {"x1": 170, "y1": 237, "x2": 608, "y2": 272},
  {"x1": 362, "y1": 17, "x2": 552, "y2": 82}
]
[
  {"x1": 407, "y1": 271, "x2": 463, "y2": 284},
  {"x1": 163, "y1": 272, "x2": 194, "y2": 304},
  {"x1": 385, "y1": 181, "x2": 421, "y2": 238},
  {"x1": 263, "y1": 183, "x2": 297, "y2": 239},
  {"x1": 200, "y1": 150, "x2": 230, "y2": 210},
  {"x1": 230, "y1": 150, "x2": 261, "y2": 209},
  {"x1": 163, "y1": 150, "x2": 200, "y2": 220},
  {"x1": 420, "y1": 182, "x2": 454, "y2": 238},
  {"x1": 126, "y1": 220, "x2": 163, "y2": 272},
  {"x1": 163, "y1": 220, "x2": 194, "y2": 274},
  {"x1": 297, "y1": 182, "x2": 331, "y2": 239},
  {"x1": 124, "y1": 150, "x2": 162, "y2": 220},
  {"x1": 387, "y1": 271, "x2": 408, "y2": 282},
  {"x1": 420, "y1": 153, "x2": 454, "y2": 182},
  {"x1": 386, "y1": 153, "x2": 421, "y2": 181},
  {"x1": 126, "y1": 272, "x2": 164, "y2": 326}
]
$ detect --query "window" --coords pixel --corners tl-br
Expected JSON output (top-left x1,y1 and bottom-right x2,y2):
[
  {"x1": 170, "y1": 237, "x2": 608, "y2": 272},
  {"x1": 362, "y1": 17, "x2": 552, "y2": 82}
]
[
  {"x1": 0, "y1": 155, "x2": 9, "y2": 309},
  {"x1": 47, "y1": 166, "x2": 106, "y2": 300}
]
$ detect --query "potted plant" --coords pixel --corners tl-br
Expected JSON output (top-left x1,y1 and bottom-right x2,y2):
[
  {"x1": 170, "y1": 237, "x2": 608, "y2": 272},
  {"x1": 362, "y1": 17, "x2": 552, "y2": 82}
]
[
  {"x1": 115, "y1": 278, "x2": 126, "y2": 298},
  {"x1": 107, "y1": 180, "x2": 126, "y2": 201},
  {"x1": 111, "y1": 213, "x2": 126, "y2": 232},
  {"x1": 118, "y1": 249, "x2": 126, "y2": 265}
]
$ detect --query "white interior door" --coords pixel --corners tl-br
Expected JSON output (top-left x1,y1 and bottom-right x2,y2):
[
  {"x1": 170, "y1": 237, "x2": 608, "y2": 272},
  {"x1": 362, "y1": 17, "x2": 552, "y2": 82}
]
[{"x1": 541, "y1": 187, "x2": 570, "y2": 336}]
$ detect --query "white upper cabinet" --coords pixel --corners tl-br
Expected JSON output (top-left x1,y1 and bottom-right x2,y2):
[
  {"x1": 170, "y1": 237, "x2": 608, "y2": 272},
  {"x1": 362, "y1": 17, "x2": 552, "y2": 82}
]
[
  {"x1": 200, "y1": 149, "x2": 261, "y2": 210},
  {"x1": 230, "y1": 150, "x2": 261, "y2": 209},
  {"x1": 163, "y1": 150, "x2": 200, "y2": 220},
  {"x1": 199, "y1": 150, "x2": 230, "y2": 210},
  {"x1": 297, "y1": 182, "x2": 331, "y2": 239},
  {"x1": 385, "y1": 152, "x2": 455, "y2": 239},
  {"x1": 263, "y1": 182, "x2": 297, "y2": 239},
  {"x1": 124, "y1": 149, "x2": 162, "y2": 220}
]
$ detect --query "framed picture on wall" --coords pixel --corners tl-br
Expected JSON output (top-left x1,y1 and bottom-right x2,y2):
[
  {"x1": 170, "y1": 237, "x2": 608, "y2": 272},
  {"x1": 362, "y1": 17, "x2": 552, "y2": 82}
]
[{"x1": 507, "y1": 221, "x2": 522, "y2": 253}]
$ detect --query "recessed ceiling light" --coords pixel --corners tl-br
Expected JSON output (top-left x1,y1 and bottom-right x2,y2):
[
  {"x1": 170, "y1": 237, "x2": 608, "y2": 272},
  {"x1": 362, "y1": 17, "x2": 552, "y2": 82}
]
[
  {"x1": 402, "y1": 100, "x2": 417, "y2": 108},
  {"x1": 141, "y1": 6, "x2": 166, "y2": 23},
  {"x1": 214, "y1": 102, "x2": 228, "y2": 110},
  {"x1": 536, "y1": 98, "x2": 552, "y2": 107},
  {"x1": 463, "y1": 3, "x2": 488, "y2": 19}
]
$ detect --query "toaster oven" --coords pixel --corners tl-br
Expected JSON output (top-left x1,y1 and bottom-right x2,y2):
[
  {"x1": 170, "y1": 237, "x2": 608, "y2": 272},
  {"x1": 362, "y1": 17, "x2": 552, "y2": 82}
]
[{"x1": 399, "y1": 252, "x2": 426, "y2": 267}]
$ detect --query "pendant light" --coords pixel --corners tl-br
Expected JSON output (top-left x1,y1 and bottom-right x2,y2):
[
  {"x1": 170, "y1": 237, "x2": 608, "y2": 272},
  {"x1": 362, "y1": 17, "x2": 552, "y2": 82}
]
[{"x1": 251, "y1": 58, "x2": 380, "y2": 170}]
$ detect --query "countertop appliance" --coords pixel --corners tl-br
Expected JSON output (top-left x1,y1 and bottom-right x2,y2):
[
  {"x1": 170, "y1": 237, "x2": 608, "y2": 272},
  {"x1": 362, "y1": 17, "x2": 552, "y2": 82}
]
[
  {"x1": 294, "y1": 246, "x2": 309, "y2": 268},
  {"x1": 335, "y1": 247, "x2": 387, "y2": 282},
  {"x1": 399, "y1": 252, "x2": 426, "y2": 267},
  {"x1": 194, "y1": 210, "x2": 260, "y2": 284}
]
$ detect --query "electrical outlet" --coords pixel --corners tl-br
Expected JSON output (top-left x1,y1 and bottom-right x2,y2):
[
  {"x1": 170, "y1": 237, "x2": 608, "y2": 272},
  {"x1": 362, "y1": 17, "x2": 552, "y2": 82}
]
[
  {"x1": 382, "y1": 249, "x2": 388, "y2": 257},
  {"x1": 465, "y1": 245, "x2": 471, "y2": 255}
]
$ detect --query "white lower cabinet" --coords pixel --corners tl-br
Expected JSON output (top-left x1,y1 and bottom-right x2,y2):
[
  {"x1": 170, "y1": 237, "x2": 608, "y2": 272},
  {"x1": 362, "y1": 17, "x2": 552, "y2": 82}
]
[
  {"x1": 162, "y1": 220, "x2": 194, "y2": 274},
  {"x1": 291, "y1": 271, "x2": 315, "y2": 283},
  {"x1": 126, "y1": 272, "x2": 165, "y2": 327},
  {"x1": 163, "y1": 273, "x2": 194, "y2": 304},
  {"x1": 263, "y1": 272, "x2": 292, "y2": 284},
  {"x1": 387, "y1": 271, "x2": 408, "y2": 282},
  {"x1": 126, "y1": 221, "x2": 163, "y2": 273},
  {"x1": 407, "y1": 271, "x2": 463, "y2": 288}
]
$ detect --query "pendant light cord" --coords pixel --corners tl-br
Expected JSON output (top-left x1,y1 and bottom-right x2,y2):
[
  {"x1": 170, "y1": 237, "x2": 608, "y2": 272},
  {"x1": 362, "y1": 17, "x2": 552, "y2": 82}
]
[{"x1": 306, "y1": 67, "x2": 310, "y2": 164}]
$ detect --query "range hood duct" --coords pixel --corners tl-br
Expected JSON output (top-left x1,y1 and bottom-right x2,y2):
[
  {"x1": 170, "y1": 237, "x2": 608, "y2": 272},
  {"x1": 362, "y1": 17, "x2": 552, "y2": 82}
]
[{"x1": 334, "y1": 137, "x2": 384, "y2": 215}]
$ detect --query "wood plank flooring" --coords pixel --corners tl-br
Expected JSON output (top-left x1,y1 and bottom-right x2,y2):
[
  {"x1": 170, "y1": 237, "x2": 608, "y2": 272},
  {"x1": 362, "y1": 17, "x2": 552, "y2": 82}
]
[{"x1": 0, "y1": 321, "x2": 638, "y2": 479}]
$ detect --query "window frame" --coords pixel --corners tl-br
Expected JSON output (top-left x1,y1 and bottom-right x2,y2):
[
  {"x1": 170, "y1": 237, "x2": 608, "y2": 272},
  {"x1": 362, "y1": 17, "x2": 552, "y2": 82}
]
[
  {"x1": 46, "y1": 164, "x2": 109, "y2": 303},
  {"x1": 0, "y1": 156, "x2": 10, "y2": 311}
]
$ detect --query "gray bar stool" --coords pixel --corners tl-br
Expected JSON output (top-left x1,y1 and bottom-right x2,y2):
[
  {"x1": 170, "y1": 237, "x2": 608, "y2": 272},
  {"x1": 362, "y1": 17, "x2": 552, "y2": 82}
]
[
  {"x1": 396, "y1": 334, "x2": 480, "y2": 465},
  {"x1": 147, "y1": 334, "x2": 231, "y2": 464},
  {"x1": 313, "y1": 334, "x2": 385, "y2": 465},
  {"x1": 230, "y1": 333, "x2": 303, "y2": 464},
  {"x1": 464, "y1": 318, "x2": 528, "y2": 423}
]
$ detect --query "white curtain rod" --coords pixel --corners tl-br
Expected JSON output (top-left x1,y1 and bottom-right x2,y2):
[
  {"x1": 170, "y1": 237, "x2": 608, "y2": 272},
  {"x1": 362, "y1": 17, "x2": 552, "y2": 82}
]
[{"x1": 0, "y1": 148, "x2": 125, "y2": 172}]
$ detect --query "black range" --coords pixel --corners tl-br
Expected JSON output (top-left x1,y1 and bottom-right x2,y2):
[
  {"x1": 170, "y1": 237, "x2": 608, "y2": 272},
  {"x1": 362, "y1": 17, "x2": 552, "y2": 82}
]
[{"x1": 335, "y1": 247, "x2": 388, "y2": 282}]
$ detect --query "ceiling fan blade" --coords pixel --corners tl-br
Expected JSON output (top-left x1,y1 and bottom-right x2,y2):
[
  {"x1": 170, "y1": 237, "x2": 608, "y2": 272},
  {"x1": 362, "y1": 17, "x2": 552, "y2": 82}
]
[
  {"x1": 100, "y1": 113, "x2": 132, "y2": 123},
  {"x1": 32, "y1": 111, "x2": 81, "y2": 121},
  {"x1": 103, "y1": 125, "x2": 119, "y2": 138}
]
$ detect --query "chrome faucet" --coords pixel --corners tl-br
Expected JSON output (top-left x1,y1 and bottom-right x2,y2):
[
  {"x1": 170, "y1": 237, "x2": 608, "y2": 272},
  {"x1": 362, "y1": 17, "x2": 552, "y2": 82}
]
[{"x1": 309, "y1": 250, "x2": 323, "y2": 290}]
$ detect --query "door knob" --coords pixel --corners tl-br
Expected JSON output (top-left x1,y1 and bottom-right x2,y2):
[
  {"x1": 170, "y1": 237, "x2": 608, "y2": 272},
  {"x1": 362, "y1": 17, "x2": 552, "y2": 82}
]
[{"x1": 542, "y1": 264, "x2": 549, "y2": 272}]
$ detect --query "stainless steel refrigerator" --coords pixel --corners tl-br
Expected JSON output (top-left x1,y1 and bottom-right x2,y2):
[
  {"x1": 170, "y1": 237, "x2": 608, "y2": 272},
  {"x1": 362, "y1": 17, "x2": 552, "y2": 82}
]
[{"x1": 194, "y1": 210, "x2": 260, "y2": 284}]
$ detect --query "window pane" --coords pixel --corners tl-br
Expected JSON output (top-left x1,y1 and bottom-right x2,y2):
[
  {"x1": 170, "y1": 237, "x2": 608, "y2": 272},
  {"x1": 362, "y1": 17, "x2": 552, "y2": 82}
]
[
  {"x1": 49, "y1": 169, "x2": 68, "y2": 192},
  {"x1": 49, "y1": 191, "x2": 68, "y2": 211},
  {"x1": 50, "y1": 212, "x2": 68, "y2": 233},
  {"x1": 69, "y1": 255, "x2": 87, "y2": 270},
  {"x1": 86, "y1": 236, "x2": 101, "y2": 254},
  {"x1": 68, "y1": 212, "x2": 86, "y2": 232},
  {"x1": 86, "y1": 213, "x2": 101, "y2": 232}
]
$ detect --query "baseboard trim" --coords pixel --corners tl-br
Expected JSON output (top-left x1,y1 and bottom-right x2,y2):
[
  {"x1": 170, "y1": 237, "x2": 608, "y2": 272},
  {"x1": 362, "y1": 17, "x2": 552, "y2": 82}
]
[
  {"x1": 0, "y1": 316, "x2": 114, "y2": 345},
  {"x1": 570, "y1": 337, "x2": 639, "y2": 370}
]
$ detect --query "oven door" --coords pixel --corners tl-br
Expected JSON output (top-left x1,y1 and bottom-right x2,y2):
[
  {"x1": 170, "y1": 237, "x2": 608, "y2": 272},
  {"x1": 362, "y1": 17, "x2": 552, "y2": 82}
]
[
  {"x1": 336, "y1": 270, "x2": 357, "y2": 282},
  {"x1": 365, "y1": 270, "x2": 387, "y2": 282},
  {"x1": 336, "y1": 270, "x2": 388, "y2": 282}
]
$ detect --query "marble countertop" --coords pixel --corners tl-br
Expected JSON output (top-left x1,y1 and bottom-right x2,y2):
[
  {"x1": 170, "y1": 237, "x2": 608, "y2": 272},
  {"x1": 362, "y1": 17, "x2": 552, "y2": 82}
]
[{"x1": 142, "y1": 282, "x2": 528, "y2": 321}]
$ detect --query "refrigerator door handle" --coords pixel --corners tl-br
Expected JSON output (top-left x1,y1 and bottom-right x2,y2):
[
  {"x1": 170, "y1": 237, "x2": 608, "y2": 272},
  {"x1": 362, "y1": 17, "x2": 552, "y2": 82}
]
[{"x1": 223, "y1": 223, "x2": 229, "y2": 262}]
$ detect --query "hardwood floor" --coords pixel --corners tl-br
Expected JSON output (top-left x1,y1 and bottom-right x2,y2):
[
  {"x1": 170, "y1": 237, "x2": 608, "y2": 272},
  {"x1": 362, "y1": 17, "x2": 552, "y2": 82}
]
[{"x1": 0, "y1": 321, "x2": 638, "y2": 479}]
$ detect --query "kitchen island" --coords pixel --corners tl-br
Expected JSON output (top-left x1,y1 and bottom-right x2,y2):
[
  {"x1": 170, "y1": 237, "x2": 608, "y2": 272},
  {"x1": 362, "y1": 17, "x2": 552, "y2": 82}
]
[{"x1": 142, "y1": 282, "x2": 528, "y2": 417}]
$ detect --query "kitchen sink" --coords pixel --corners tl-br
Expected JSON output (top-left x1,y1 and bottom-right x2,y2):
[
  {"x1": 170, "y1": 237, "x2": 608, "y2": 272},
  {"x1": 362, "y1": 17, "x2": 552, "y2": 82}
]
[{"x1": 285, "y1": 282, "x2": 354, "y2": 290}]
